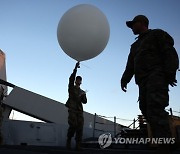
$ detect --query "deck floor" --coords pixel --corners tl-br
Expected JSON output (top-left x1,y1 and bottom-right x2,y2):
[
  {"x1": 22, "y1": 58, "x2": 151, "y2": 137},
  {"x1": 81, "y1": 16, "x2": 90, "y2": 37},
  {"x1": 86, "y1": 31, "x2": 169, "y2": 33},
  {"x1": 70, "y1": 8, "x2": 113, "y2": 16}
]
[{"x1": 0, "y1": 145, "x2": 180, "y2": 154}]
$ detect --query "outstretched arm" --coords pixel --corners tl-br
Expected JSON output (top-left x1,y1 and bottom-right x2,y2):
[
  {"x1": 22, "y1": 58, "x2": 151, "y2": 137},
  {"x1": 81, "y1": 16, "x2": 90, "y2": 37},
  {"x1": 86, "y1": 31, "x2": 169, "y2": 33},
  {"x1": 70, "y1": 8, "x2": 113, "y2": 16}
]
[{"x1": 69, "y1": 62, "x2": 80, "y2": 88}]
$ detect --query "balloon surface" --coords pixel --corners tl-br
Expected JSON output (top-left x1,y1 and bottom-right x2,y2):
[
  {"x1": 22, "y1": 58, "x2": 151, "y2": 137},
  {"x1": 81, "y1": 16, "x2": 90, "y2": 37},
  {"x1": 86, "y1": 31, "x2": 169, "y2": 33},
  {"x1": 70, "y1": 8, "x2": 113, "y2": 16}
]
[{"x1": 57, "y1": 4, "x2": 110, "y2": 61}]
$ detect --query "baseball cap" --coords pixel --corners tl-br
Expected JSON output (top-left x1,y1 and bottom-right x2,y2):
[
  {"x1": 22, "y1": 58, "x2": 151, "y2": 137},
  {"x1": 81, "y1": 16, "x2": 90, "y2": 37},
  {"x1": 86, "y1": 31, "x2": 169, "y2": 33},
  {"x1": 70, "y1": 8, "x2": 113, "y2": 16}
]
[{"x1": 126, "y1": 15, "x2": 149, "y2": 28}]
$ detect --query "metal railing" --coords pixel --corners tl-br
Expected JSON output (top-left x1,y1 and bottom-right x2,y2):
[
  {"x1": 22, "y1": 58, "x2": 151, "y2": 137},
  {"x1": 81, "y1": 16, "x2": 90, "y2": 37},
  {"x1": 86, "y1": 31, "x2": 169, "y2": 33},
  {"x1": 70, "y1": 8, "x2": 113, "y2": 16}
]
[
  {"x1": 93, "y1": 113, "x2": 117, "y2": 138},
  {"x1": 92, "y1": 108, "x2": 179, "y2": 138},
  {"x1": 92, "y1": 113, "x2": 139, "y2": 138}
]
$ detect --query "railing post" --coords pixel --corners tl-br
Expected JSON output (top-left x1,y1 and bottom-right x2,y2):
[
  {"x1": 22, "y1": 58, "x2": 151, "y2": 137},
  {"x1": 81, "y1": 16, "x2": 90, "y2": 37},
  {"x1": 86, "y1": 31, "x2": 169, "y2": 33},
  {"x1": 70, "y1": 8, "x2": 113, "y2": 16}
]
[
  {"x1": 114, "y1": 116, "x2": 116, "y2": 137},
  {"x1": 170, "y1": 108, "x2": 173, "y2": 116},
  {"x1": 93, "y1": 113, "x2": 96, "y2": 138},
  {"x1": 133, "y1": 118, "x2": 135, "y2": 129}
]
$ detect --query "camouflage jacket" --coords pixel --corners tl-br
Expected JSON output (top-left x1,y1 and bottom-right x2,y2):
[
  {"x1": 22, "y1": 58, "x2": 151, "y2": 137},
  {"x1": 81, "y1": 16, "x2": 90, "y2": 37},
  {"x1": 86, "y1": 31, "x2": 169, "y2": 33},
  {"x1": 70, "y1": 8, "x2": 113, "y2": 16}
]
[
  {"x1": 65, "y1": 69, "x2": 87, "y2": 112},
  {"x1": 121, "y1": 29, "x2": 179, "y2": 85}
]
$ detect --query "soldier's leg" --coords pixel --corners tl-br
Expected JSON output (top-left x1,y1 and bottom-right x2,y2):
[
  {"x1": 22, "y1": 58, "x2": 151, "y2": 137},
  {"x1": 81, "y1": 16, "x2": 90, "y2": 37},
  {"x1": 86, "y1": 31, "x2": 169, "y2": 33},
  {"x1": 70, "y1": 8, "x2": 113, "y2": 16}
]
[
  {"x1": 67, "y1": 111, "x2": 77, "y2": 138},
  {"x1": 67, "y1": 111, "x2": 77, "y2": 149},
  {"x1": 75, "y1": 113, "x2": 84, "y2": 150},
  {"x1": 146, "y1": 85, "x2": 171, "y2": 138},
  {"x1": 138, "y1": 85, "x2": 148, "y2": 120}
]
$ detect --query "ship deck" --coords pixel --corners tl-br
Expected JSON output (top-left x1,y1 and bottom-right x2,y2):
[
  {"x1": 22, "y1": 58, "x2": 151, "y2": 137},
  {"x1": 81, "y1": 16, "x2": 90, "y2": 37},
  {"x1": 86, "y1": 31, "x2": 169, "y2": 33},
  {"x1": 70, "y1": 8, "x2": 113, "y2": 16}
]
[{"x1": 0, "y1": 145, "x2": 180, "y2": 154}]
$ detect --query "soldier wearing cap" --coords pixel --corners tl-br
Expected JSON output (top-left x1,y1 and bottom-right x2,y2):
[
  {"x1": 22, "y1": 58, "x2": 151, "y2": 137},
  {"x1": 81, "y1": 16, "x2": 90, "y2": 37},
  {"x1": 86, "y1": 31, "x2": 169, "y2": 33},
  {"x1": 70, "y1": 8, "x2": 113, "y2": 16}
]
[
  {"x1": 121, "y1": 15, "x2": 179, "y2": 144},
  {"x1": 65, "y1": 62, "x2": 87, "y2": 151}
]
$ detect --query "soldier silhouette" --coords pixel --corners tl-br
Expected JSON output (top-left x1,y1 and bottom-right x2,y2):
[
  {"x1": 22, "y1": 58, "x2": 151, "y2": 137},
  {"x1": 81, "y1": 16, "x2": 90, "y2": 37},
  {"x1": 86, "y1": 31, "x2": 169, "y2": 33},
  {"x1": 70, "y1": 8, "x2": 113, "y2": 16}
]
[
  {"x1": 121, "y1": 15, "x2": 179, "y2": 152},
  {"x1": 65, "y1": 62, "x2": 87, "y2": 151}
]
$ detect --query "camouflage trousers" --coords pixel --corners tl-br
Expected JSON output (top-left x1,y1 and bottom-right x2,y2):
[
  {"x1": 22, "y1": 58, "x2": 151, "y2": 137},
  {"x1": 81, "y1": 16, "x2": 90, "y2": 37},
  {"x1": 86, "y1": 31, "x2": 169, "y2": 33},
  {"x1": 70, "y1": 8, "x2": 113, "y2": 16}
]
[
  {"x1": 138, "y1": 74, "x2": 171, "y2": 138},
  {"x1": 67, "y1": 110, "x2": 84, "y2": 143}
]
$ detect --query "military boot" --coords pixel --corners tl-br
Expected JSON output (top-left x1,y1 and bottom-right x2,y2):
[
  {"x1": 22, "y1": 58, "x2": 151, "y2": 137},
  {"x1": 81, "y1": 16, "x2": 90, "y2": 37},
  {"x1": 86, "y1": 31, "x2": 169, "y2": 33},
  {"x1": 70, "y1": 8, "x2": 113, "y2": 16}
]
[
  {"x1": 76, "y1": 142, "x2": 83, "y2": 151},
  {"x1": 66, "y1": 138, "x2": 71, "y2": 150}
]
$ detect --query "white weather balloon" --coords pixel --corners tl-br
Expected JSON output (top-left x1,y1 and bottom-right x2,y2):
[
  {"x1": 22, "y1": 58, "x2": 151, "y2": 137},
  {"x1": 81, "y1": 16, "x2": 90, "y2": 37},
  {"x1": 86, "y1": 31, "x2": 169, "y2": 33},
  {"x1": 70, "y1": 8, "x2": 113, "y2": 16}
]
[{"x1": 57, "y1": 4, "x2": 110, "y2": 61}]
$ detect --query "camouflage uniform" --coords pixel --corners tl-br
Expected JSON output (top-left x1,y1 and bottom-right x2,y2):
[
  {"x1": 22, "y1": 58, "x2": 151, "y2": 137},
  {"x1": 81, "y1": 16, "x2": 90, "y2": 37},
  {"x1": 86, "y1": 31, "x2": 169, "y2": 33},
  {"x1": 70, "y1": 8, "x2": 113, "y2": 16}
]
[
  {"x1": 65, "y1": 68, "x2": 87, "y2": 143},
  {"x1": 121, "y1": 29, "x2": 179, "y2": 138}
]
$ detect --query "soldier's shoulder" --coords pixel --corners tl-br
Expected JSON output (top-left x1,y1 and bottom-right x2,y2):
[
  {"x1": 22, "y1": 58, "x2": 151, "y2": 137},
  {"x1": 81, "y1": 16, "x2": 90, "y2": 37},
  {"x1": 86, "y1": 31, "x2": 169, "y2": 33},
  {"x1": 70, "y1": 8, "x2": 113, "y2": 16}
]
[
  {"x1": 152, "y1": 29, "x2": 174, "y2": 43},
  {"x1": 151, "y1": 29, "x2": 171, "y2": 37},
  {"x1": 152, "y1": 28, "x2": 165, "y2": 33}
]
